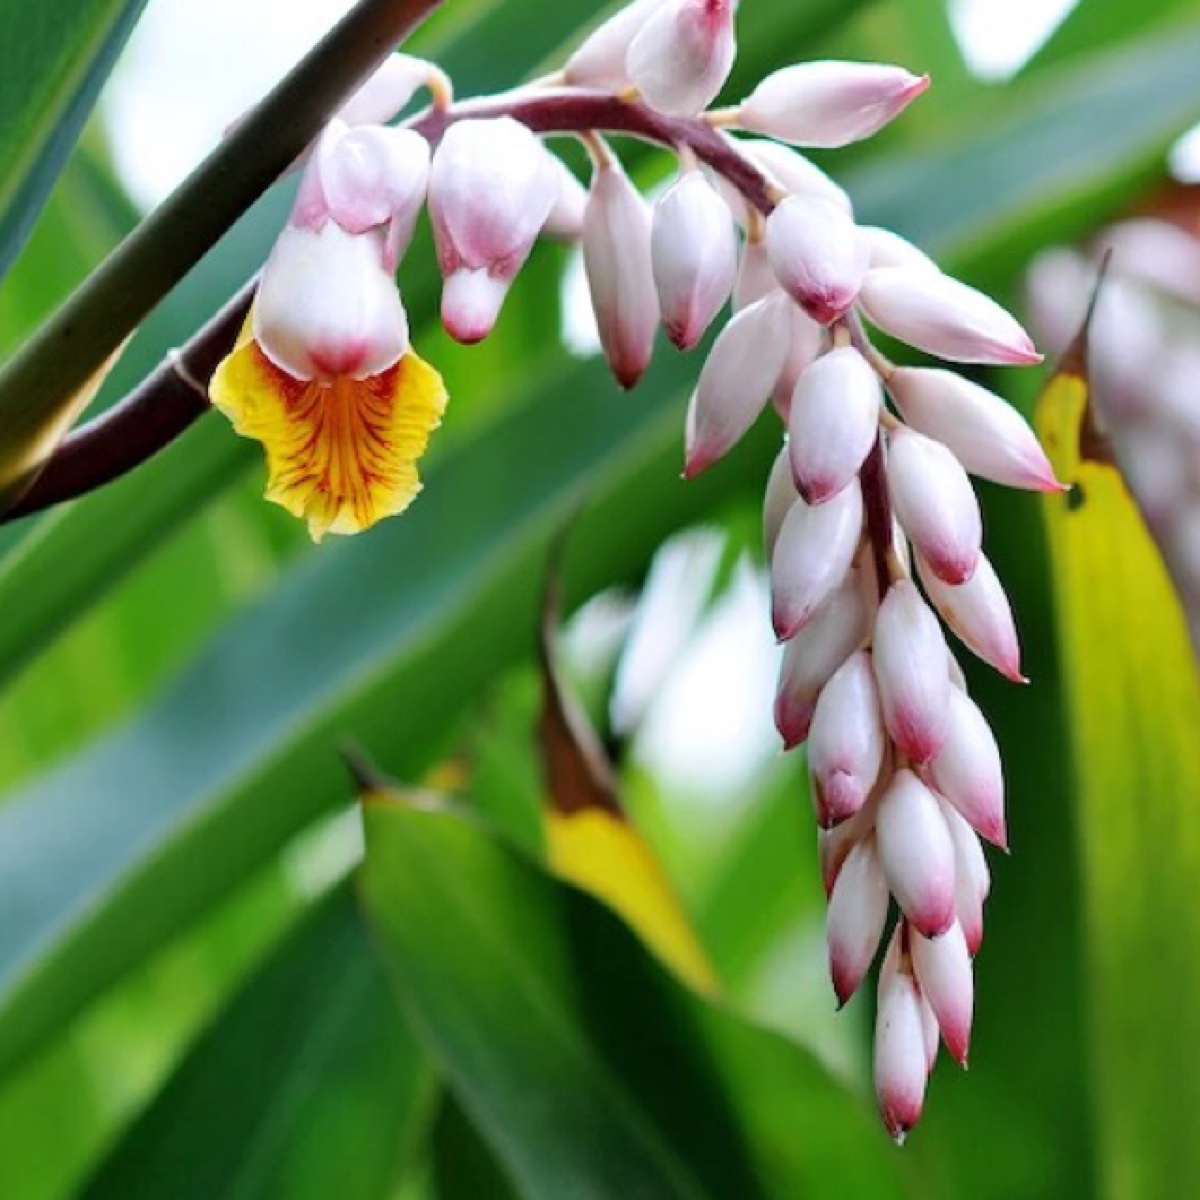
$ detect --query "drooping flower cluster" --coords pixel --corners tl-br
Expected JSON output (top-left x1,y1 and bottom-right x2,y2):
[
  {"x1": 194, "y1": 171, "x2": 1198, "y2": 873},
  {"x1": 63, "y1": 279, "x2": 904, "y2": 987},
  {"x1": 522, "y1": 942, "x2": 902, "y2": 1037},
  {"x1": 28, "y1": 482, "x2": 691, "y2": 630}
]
[
  {"x1": 211, "y1": 0, "x2": 1058, "y2": 1137},
  {"x1": 1028, "y1": 221, "x2": 1200, "y2": 652}
]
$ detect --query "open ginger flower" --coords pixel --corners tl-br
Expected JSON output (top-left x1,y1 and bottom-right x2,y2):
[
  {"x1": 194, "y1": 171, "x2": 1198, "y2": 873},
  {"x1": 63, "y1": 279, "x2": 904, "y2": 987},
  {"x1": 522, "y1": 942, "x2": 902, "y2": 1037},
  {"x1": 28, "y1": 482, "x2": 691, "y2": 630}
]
[{"x1": 210, "y1": 120, "x2": 447, "y2": 541}]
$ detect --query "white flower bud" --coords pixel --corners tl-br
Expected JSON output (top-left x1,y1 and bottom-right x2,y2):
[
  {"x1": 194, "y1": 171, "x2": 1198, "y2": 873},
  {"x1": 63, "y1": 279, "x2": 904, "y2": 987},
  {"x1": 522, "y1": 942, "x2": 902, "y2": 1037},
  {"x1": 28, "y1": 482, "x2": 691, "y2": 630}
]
[
  {"x1": 770, "y1": 483, "x2": 864, "y2": 640},
  {"x1": 765, "y1": 195, "x2": 868, "y2": 324},
  {"x1": 919, "y1": 992, "x2": 940, "y2": 1075},
  {"x1": 429, "y1": 118, "x2": 559, "y2": 343},
  {"x1": 626, "y1": 0, "x2": 737, "y2": 117},
  {"x1": 772, "y1": 306, "x2": 823, "y2": 421},
  {"x1": 827, "y1": 835, "x2": 889, "y2": 1005},
  {"x1": 940, "y1": 798, "x2": 989, "y2": 956},
  {"x1": 860, "y1": 267, "x2": 1041, "y2": 366},
  {"x1": 876, "y1": 769, "x2": 957, "y2": 937},
  {"x1": 808, "y1": 650, "x2": 886, "y2": 827},
  {"x1": 911, "y1": 921, "x2": 974, "y2": 1066},
  {"x1": 743, "y1": 138, "x2": 852, "y2": 214},
  {"x1": 732, "y1": 234, "x2": 777, "y2": 310},
  {"x1": 861, "y1": 226, "x2": 938, "y2": 273},
  {"x1": 916, "y1": 551, "x2": 1023, "y2": 682},
  {"x1": 565, "y1": 0, "x2": 664, "y2": 89},
  {"x1": 888, "y1": 425, "x2": 982, "y2": 585},
  {"x1": 774, "y1": 569, "x2": 870, "y2": 747},
  {"x1": 929, "y1": 687, "x2": 1006, "y2": 848},
  {"x1": 873, "y1": 579, "x2": 952, "y2": 763},
  {"x1": 685, "y1": 292, "x2": 791, "y2": 473},
  {"x1": 337, "y1": 54, "x2": 437, "y2": 127},
  {"x1": 888, "y1": 367, "x2": 1062, "y2": 492},
  {"x1": 819, "y1": 810, "x2": 869, "y2": 898},
  {"x1": 763, "y1": 442, "x2": 797, "y2": 559},
  {"x1": 652, "y1": 170, "x2": 737, "y2": 349},
  {"x1": 542, "y1": 152, "x2": 589, "y2": 241},
  {"x1": 583, "y1": 157, "x2": 660, "y2": 388},
  {"x1": 788, "y1": 346, "x2": 880, "y2": 503},
  {"x1": 875, "y1": 945, "x2": 929, "y2": 1143},
  {"x1": 739, "y1": 60, "x2": 929, "y2": 149}
]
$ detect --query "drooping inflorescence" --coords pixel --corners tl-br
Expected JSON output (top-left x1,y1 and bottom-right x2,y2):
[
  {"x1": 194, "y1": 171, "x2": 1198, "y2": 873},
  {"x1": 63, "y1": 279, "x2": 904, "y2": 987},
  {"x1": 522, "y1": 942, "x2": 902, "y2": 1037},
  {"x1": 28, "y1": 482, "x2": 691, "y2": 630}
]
[{"x1": 210, "y1": 0, "x2": 1057, "y2": 1138}]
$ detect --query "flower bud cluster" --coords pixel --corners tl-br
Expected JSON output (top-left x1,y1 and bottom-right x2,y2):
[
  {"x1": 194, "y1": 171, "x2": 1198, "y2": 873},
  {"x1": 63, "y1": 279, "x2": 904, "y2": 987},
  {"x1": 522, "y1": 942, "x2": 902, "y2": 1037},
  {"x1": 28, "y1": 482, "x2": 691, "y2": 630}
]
[{"x1": 1028, "y1": 225, "x2": 1200, "y2": 652}]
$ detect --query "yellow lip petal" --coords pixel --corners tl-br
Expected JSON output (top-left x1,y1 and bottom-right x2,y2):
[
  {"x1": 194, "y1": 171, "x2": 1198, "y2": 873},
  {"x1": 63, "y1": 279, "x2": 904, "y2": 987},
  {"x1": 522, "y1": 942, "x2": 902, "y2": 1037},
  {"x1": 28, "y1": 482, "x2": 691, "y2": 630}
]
[{"x1": 209, "y1": 324, "x2": 447, "y2": 541}]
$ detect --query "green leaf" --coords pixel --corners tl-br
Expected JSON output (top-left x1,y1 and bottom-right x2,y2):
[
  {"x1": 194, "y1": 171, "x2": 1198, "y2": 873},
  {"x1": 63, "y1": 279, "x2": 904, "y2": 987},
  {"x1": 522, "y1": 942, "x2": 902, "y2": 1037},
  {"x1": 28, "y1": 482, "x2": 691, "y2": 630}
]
[
  {"x1": 359, "y1": 796, "x2": 908, "y2": 1200},
  {"x1": 431, "y1": 1099, "x2": 521, "y2": 1200},
  {"x1": 79, "y1": 887, "x2": 433, "y2": 1200},
  {"x1": 0, "y1": 0, "x2": 147, "y2": 278}
]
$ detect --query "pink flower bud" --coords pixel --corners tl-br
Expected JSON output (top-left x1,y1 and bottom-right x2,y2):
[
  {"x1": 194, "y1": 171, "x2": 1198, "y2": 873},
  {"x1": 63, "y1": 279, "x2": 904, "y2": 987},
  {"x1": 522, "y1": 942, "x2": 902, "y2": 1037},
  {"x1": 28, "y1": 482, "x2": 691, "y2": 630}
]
[
  {"x1": 743, "y1": 139, "x2": 852, "y2": 214},
  {"x1": 888, "y1": 367, "x2": 1062, "y2": 492},
  {"x1": 337, "y1": 54, "x2": 436, "y2": 127},
  {"x1": 685, "y1": 292, "x2": 791, "y2": 474},
  {"x1": 739, "y1": 61, "x2": 929, "y2": 149},
  {"x1": 774, "y1": 569, "x2": 870, "y2": 747},
  {"x1": 564, "y1": 0, "x2": 664, "y2": 89},
  {"x1": 827, "y1": 835, "x2": 889, "y2": 1005},
  {"x1": 789, "y1": 347, "x2": 880, "y2": 503},
  {"x1": 627, "y1": 0, "x2": 737, "y2": 117},
  {"x1": 429, "y1": 118, "x2": 558, "y2": 343},
  {"x1": 888, "y1": 426, "x2": 981, "y2": 585},
  {"x1": 873, "y1": 579, "x2": 951, "y2": 762},
  {"x1": 916, "y1": 551, "x2": 1023, "y2": 682},
  {"x1": 860, "y1": 267, "x2": 1042, "y2": 366},
  {"x1": 765, "y1": 195, "x2": 868, "y2": 324},
  {"x1": 809, "y1": 650, "x2": 886, "y2": 827},
  {"x1": 876, "y1": 769, "x2": 957, "y2": 937},
  {"x1": 928, "y1": 687, "x2": 1006, "y2": 848},
  {"x1": 583, "y1": 157, "x2": 660, "y2": 388},
  {"x1": 771, "y1": 483, "x2": 864, "y2": 640},
  {"x1": 910, "y1": 922, "x2": 974, "y2": 1066},
  {"x1": 940, "y1": 798, "x2": 989, "y2": 955},
  {"x1": 875, "y1": 947, "x2": 929, "y2": 1142},
  {"x1": 772, "y1": 307, "x2": 823, "y2": 421},
  {"x1": 732, "y1": 235, "x2": 776, "y2": 310},
  {"x1": 861, "y1": 226, "x2": 938, "y2": 273},
  {"x1": 763, "y1": 443, "x2": 798, "y2": 559},
  {"x1": 652, "y1": 170, "x2": 737, "y2": 349},
  {"x1": 542, "y1": 152, "x2": 589, "y2": 241}
]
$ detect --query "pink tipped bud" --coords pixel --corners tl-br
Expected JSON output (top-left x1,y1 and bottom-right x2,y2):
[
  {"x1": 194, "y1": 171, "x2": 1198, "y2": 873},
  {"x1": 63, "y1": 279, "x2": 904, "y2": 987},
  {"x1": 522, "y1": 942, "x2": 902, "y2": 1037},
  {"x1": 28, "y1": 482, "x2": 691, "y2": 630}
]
[
  {"x1": 888, "y1": 426, "x2": 981, "y2": 585},
  {"x1": 739, "y1": 61, "x2": 929, "y2": 149},
  {"x1": 919, "y1": 992, "x2": 940, "y2": 1075},
  {"x1": 929, "y1": 688, "x2": 1006, "y2": 848},
  {"x1": 652, "y1": 170, "x2": 737, "y2": 349},
  {"x1": 873, "y1": 579, "x2": 952, "y2": 763},
  {"x1": 910, "y1": 922, "x2": 974, "y2": 1066},
  {"x1": 429, "y1": 118, "x2": 558, "y2": 342},
  {"x1": 763, "y1": 443, "x2": 798, "y2": 560},
  {"x1": 542, "y1": 152, "x2": 589, "y2": 241},
  {"x1": 861, "y1": 226, "x2": 938, "y2": 273},
  {"x1": 627, "y1": 0, "x2": 737, "y2": 117},
  {"x1": 827, "y1": 835, "x2": 889, "y2": 1004},
  {"x1": 819, "y1": 812, "x2": 869, "y2": 897},
  {"x1": 940, "y1": 799, "x2": 989, "y2": 955},
  {"x1": 732, "y1": 235, "x2": 777, "y2": 310},
  {"x1": 809, "y1": 650, "x2": 886, "y2": 827},
  {"x1": 564, "y1": 0, "x2": 664, "y2": 89},
  {"x1": 916, "y1": 551, "x2": 1023, "y2": 682},
  {"x1": 771, "y1": 484, "x2": 864, "y2": 640},
  {"x1": 875, "y1": 948, "x2": 930, "y2": 1142},
  {"x1": 772, "y1": 307, "x2": 824, "y2": 422},
  {"x1": 337, "y1": 54, "x2": 437, "y2": 127},
  {"x1": 889, "y1": 367, "x2": 1062, "y2": 492},
  {"x1": 744, "y1": 139, "x2": 853, "y2": 215},
  {"x1": 876, "y1": 769, "x2": 957, "y2": 937},
  {"x1": 774, "y1": 569, "x2": 870, "y2": 747},
  {"x1": 788, "y1": 347, "x2": 881, "y2": 503},
  {"x1": 765, "y1": 195, "x2": 868, "y2": 324},
  {"x1": 583, "y1": 157, "x2": 660, "y2": 388},
  {"x1": 860, "y1": 267, "x2": 1041, "y2": 366},
  {"x1": 685, "y1": 292, "x2": 791, "y2": 473}
]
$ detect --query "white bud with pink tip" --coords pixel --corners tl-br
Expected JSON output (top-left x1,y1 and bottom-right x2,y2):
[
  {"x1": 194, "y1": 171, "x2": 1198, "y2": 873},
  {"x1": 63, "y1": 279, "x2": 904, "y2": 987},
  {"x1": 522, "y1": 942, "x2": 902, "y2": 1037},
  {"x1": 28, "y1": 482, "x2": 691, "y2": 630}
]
[
  {"x1": 739, "y1": 60, "x2": 929, "y2": 148},
  {"x1": 888, "y1": 425, "x2": 981, "y2": 585},
  {"x1": 565, "y1": 0, "x2": 665, "y2": 89},
  {"x1": 819, "y1": 810, "x2": 869, "y2": 898},
  {"x1": 827, "y1": 835, "x2": 889, "y2": 1005},
  {"x1": 940, "y1": 798, "x2": 989, "y2": 955},
  {"x1": 685, "y1": 292, "x2": 791, "y2": 474},
  {"x1": 774, "y1": 569, "x2": 870, "y2": 747},
  {"x1": 771, "y1": 484, "x2": 863, "y2": 640},
  {"x1": 919, "y1": 993, "x2": 940, "y2": 1075},
  {"x1": 860, "y1": 267, "x2": 1042, "y2": 366},
  {"x1": 911, "y1": 921, "x2": 974, "y2": 1066},
  {"x1": 808, "y1": 650, "x2": 886, "y2": 827},
  {"x1": 627, "y1": 0, "x2": 737, "y2": 117},
  {"x1": 429, "y1": 117, "x2": 558, "y2": 344},
  {"x1": 861, "y1": 226, "x2": 938, "y2": 273},
  {"x1": 743, "y1": 139, "x2": 852, "y2": 215},
  {"x1": 542, "y1": 152, "x2": 589, "y2": 241},
  {"x1": 888, "y1": 367, "x2": 1062, "y2": 492},
  {"x1": 765, "y1": 195, "x2": 868, "y2": 324},
  {"x1": 732, "y1": 235, "x2": 777, "y2": 310},
  {"x1": 337, "y1": 54, "x2": 439, "y2": 127},
  {"x1": 873, "y1": 579, "x2": 952, "y2": 762},
  {"x1": 772, "y1": 307, "x2": 824, "y2": 421},
  {"x1": 916, "y1": 551, "x2": 1024, "y2": 682},
  {"x1": 929, "y1": 687, "x2": 1007, "y2": 848},
  {"x1": 583, "y1": 156, "x2": 660, "y2": 388},
  {"x1": 876, "y1": 769, "x2": 957, "y2": 937},
  {"x1": 652, "y1": 170, "x2": 737, "y2": 349},
  {"x1": 788, "y1": 347, "x2": 880, "y2": 503},
  {"x1": 875, "y1": 936, "x2": 930, "y2": 1143},
  {"x1": 763, "y1": 443, "x2": 798, "y2": 559}
]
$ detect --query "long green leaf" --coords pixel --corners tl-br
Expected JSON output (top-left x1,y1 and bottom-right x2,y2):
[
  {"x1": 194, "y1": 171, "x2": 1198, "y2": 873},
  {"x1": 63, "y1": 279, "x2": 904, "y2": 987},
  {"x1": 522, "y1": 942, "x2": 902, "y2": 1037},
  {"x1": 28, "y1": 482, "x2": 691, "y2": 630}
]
[{"x1": 359, "y1": 796, "x2": 908, "y2": 1200}]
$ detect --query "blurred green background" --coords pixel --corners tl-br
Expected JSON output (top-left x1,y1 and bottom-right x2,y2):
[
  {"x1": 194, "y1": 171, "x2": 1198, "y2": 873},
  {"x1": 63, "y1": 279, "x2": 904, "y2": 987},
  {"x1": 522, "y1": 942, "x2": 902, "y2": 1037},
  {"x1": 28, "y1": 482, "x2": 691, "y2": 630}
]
[{"x1": 0, "y1": 0, "x2": 1197, "y2": 1196}]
